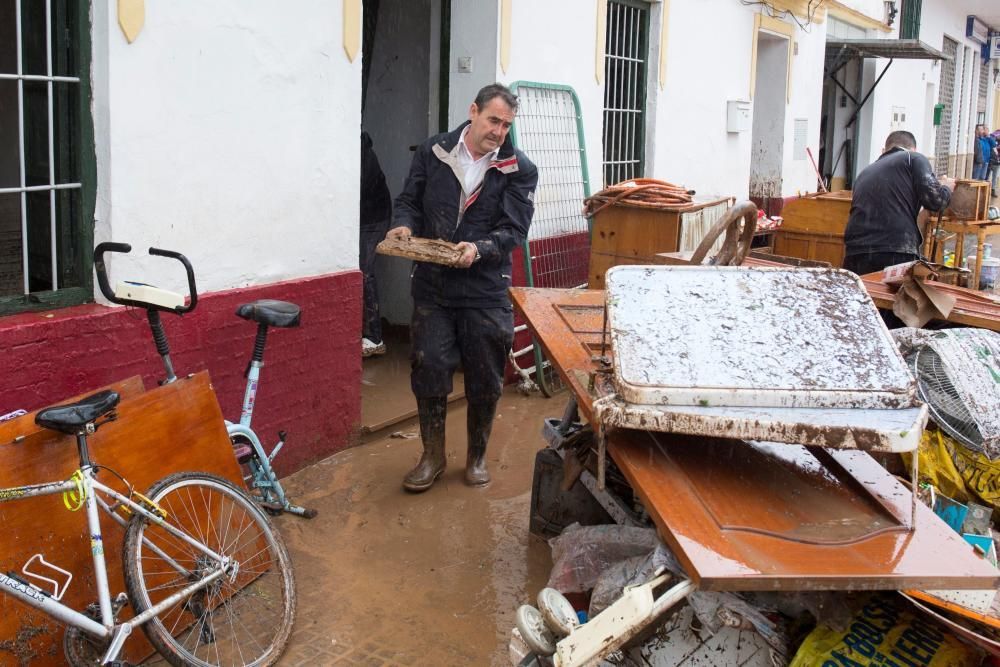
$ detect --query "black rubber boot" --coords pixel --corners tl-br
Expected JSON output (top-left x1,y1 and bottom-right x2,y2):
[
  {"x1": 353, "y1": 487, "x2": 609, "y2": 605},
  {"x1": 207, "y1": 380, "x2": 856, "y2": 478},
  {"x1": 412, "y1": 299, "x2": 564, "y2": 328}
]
[
  {"x1": 403, "y1": 397, "x2": 448, "y2": 492},
  {"x1": 465, "y1": 400, "x2": 497, "y2": 486}
]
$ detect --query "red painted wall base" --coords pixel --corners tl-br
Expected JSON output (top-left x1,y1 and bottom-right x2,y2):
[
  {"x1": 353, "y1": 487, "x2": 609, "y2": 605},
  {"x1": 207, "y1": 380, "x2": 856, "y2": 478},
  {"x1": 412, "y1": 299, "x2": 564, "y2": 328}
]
[{"x1": 0, "y1": 270, "x2": 362, "y2": 476}]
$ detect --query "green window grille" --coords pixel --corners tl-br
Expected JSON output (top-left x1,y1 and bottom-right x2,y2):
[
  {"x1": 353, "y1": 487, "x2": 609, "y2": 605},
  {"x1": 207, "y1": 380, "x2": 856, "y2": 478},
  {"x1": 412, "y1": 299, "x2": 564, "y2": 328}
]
[
  {"x1": 0, "y1": 0, "x2": 95, "y2": 315},
  {"x1": 899, "y1": 0, "x2": 922, "y2": 40}
]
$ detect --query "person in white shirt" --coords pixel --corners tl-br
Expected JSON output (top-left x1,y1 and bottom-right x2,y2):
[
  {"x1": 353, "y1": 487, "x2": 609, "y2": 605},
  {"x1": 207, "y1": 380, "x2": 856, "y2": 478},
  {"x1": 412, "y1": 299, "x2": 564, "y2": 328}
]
[{"x1": 387, "y1": 84, "x2": 538, "y2": 492}]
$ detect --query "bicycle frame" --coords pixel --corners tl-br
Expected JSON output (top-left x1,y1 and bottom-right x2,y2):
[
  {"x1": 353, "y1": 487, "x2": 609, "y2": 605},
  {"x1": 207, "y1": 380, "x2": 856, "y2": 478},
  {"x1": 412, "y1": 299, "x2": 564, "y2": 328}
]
[{"x1": 0, "y1": 467, "x2": 229, "y2": 660}]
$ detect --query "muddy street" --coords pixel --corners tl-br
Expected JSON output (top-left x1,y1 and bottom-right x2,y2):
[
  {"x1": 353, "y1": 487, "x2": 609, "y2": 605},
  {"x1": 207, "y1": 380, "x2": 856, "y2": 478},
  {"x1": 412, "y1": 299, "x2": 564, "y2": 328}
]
[{"x1": 275, "y1": 388, "x2": 557, "y2": 666}]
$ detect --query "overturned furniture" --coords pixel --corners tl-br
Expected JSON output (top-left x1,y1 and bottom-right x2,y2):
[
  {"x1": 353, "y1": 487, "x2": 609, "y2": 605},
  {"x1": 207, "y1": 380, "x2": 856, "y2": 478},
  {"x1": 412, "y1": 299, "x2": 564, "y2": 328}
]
[{"x1": 510, "y1": 260, "x2": 999, "y2": 664}]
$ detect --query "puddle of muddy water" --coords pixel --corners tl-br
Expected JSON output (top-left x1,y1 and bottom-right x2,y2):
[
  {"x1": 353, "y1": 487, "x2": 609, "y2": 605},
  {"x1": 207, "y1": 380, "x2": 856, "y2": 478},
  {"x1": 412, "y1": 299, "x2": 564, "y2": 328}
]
[{"x1": 277, "y1": 388, "x2": 557, "y2": 665}]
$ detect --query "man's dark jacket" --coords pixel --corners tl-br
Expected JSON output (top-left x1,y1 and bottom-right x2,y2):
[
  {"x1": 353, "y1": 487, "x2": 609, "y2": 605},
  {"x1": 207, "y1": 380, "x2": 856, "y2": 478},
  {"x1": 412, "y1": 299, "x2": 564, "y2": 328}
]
[
  {"x1": 393, "y1": 121, "x2": 538, "y2": 308},
  {"x1": 844, "y1": 147, "x2": 950, "y2": 257}
]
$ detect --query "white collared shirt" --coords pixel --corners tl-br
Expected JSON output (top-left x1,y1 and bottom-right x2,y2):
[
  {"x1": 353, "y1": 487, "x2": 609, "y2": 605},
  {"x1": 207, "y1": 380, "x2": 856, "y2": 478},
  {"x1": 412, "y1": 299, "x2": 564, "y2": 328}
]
[{"x1": 457, "y1": 125, "x2": 498, "y2": 194}]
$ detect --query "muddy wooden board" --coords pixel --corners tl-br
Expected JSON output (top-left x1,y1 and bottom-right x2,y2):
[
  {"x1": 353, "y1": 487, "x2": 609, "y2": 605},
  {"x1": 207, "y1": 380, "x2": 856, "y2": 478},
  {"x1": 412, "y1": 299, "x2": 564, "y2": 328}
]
[
  {"x1": 612, "y1": 430, "x2": 999, "y2": 591},
  {"x1": 0, "y1": 372, "x2": 243, "y2": 666},
  {"x1": 376, "y1": 236, "x2": 463, "y2": 266},
  {"x1": 510, "y1": 287, "x2": 927, "y2": 451},
  {"x1": 510, "y1": 286, "x2": 1000, "y2": 592}
]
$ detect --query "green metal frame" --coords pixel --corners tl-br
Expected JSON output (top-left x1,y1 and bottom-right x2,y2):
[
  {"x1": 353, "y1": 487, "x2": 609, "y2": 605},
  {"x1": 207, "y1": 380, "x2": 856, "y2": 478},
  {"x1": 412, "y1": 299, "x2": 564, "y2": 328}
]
[
  {"x1": 508, "y1": 81, "x2": 592, "y2": 396},
  {"x1": 1, "y1": 0, "x2": 95, "y2": 316}
]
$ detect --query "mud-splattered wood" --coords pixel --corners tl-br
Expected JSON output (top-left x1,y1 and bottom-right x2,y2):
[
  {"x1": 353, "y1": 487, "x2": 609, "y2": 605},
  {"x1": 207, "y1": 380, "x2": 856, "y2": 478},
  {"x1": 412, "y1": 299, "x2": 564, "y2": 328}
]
[
  {"x1": 510, "y1": 285, "x2": 1000, "y2": 592},
  {"x1": 376, "y1": 236, "x2": 464, "y2": 266},
  {"x1": 612, "y1": 430, "x2": 1000, "y2": 591},
  {"x1": 0, "y1": 372, "x2": 242, "y2": 666},
  {"x1": 509, "y1": 286, "x2": 926, "y2": 450}
]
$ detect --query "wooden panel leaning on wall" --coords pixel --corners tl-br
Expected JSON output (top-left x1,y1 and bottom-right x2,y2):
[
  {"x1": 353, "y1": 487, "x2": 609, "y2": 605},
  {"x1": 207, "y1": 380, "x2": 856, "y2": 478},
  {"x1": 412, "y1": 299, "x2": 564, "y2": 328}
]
[{"x1": 0, "y1": 371, "x2": 243, "y2": 666}]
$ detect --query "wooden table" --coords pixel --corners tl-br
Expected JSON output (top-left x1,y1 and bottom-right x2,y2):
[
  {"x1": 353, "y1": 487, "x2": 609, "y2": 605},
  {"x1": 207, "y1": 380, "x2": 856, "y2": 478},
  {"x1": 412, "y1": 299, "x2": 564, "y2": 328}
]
[
  {"x1": 511, "y1": 285, "x2": 1000, "y2": 592},
  {"x1": 923, "y1": 217, "x2": 1000, "y2": 290}
]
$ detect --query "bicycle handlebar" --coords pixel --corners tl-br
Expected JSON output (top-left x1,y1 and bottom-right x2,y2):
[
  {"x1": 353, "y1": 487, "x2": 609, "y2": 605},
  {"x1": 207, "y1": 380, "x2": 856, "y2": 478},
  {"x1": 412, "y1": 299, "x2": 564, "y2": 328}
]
[{"x1": 94, "y1": 242, "x2": 199, "y2": 314}]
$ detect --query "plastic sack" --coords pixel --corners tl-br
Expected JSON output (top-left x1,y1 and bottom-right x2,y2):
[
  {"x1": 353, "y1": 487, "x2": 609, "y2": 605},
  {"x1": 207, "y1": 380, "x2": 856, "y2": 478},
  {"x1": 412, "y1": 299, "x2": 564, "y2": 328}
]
[
  {"x1": 789, "y1": 593, "x2": 979, "y2": 667},
  {"x1": 903, "y1": 429, "x2": 1000, "y2": 513},
  {"x1": 546, "y1": 523, "x2": 660, "y2": 594}
]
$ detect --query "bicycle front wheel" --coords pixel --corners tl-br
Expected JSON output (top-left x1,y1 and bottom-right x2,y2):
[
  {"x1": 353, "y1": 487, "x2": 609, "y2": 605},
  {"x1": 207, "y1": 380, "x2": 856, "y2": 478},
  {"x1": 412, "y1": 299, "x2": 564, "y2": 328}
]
[{"x1": 122, "y1": 472, "x2": 296, "y2": 667}]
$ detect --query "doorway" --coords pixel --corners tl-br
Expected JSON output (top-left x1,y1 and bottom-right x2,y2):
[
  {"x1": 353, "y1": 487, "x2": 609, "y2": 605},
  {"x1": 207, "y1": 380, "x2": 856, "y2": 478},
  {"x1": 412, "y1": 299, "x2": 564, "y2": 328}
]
[
  {"x1": 360, "y1": 0, "x2": 458, "y2": 434},
  {"x1": 749, "y1": 33, "x2": 789, "y2": 206}
]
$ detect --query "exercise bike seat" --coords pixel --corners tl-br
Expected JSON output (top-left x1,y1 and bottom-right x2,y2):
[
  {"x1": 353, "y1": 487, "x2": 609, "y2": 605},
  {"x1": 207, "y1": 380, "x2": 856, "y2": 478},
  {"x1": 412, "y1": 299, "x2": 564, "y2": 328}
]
[
  {"x1": 35, "y1": 390, "x2": 120, "y2": 434},
  {"x1": 235, "y1": 299, "x2": 301, "y2": 328}
]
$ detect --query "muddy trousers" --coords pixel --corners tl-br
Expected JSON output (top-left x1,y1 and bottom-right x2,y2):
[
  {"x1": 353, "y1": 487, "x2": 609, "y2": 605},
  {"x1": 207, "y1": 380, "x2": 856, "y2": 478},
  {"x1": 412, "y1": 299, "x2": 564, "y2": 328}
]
[
  {"x1": 360, "y1": 223, "x2": 388, "y2": 343},
  {"x1": 406, "y1": 302, "x2": 513, "y2": 488}
]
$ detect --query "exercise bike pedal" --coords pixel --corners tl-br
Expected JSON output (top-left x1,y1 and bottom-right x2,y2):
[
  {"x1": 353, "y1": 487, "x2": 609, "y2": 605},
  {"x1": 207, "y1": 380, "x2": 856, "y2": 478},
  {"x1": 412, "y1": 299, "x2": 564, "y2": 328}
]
[{"x1": 232, "y1": 443, "x2": 254, "y2": 465}]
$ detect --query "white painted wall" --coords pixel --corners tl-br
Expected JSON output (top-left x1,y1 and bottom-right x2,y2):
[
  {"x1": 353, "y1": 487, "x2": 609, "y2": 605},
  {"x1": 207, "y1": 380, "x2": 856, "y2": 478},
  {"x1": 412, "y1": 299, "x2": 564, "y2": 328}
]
[
  {"x1": 498, "y1": 0, "x2": 605, "y2": 193},
  {"x1": 92, "y1": 0, "x2": 360, "y2": 296},
  {"x1": 650, "y1": 1, "x2": 826, "y2": 199},
  {"x1": 449, "y1": 0, "x2": 499, "y2": 128}
]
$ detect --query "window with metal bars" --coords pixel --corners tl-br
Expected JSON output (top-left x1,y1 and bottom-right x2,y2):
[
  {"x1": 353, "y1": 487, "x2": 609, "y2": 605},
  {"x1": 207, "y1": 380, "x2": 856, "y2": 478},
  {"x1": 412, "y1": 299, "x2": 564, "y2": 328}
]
[
  {"x1": 898, "y1": 0, "x2": 921, "y2": 40},
  {"x1": 602, "y1": 0, "x2": 649, "y2": 187},
  {"x1": 0, "y1": 0, "x2": 94, "y2": 314}
]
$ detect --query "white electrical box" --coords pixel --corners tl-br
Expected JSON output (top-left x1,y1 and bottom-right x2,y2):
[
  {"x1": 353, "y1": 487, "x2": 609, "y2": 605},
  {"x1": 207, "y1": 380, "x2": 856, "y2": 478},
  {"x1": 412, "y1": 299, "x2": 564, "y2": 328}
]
[{"x1": 727, "y1": 100, "x2": 751, "y2": 133}]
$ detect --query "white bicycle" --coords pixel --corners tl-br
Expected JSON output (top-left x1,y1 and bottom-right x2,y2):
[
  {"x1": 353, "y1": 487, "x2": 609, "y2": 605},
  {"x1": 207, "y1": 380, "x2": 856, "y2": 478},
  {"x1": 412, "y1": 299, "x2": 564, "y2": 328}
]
[{"x1": 0, "y1": 390, "x2": 295, "y2": 666}]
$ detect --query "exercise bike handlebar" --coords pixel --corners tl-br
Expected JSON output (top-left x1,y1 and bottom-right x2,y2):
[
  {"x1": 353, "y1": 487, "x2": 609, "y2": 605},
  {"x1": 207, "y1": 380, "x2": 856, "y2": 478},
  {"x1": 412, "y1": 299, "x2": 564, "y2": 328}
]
[{"x1": 94, "y1": 242, "x2": 198, "y2": 314}]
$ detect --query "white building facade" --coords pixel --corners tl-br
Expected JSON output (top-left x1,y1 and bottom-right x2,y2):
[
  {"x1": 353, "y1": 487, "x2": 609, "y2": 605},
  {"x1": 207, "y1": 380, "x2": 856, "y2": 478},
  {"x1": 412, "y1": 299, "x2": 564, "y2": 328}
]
[{"x1": 1, "y1": 0, "x2": 997, "y2": 472}]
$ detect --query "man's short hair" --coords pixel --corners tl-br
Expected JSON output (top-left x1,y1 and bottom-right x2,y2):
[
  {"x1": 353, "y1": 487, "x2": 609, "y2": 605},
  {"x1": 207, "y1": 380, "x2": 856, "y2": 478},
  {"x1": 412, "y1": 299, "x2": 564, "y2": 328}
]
[
  {"x1": 884, "y1": 130, "x2": 916, "y2": 151},
  {"x1": 474, "y1": 83, "x2": 519, "y2": 113}
]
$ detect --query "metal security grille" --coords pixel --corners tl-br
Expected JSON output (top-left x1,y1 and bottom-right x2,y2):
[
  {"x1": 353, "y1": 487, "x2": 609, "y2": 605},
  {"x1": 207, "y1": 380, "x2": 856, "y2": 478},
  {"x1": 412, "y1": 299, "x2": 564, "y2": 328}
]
[
  {"x1": 0, "y1": 0, "x2": 86, "y2": 300},
  {"x1": 934, "y1": 36, "x2": 958, "y2": 177},
  {"x1": 509, "y1": 82, "x2": 592, "y2": 396},
  {"x1": 602, "y1": 0, "x2": 649, "y2": 187},
  {"x1": 899, "y1": 0, "x2": 922, "y2": 40},
  {"x1": 977, "y1": 56, "x2": 990, "y2": 119},
  {"x1": 510, "y1": 84, "x2": 591, "y2": 288}
]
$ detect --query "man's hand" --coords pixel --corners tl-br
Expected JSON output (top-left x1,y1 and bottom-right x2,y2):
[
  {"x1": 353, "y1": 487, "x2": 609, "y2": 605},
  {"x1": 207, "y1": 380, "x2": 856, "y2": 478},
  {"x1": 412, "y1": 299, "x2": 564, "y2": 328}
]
[
  {"x1": 386, "y1": 226, "x2": 412, "y2": 241},
  {"x1": 940, "y1": 176, "x2": 957, "y2": 192},
  {"x1": 453, "y1": 241, "x2": 479, "y2": 269}
]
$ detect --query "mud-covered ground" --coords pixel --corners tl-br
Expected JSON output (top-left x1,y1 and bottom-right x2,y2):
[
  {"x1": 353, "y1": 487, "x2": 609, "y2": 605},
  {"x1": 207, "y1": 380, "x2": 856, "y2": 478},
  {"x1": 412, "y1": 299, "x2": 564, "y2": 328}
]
[{"x1": 276, "y1": 388, "x2": 559, "y2": 665}]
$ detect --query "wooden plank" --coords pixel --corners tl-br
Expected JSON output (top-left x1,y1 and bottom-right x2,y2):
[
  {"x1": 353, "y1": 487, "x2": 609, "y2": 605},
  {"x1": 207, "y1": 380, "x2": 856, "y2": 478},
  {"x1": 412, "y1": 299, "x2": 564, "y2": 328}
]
[
  {"x1": 511, "y1": 286, "x2": 1000, "y2": 592},
  {"x1": 0, "y1": 372, "x2": 242, "y2": 665},
  {"x1": 862, "y1": 271, "x2": 1000, "y2": 332}
]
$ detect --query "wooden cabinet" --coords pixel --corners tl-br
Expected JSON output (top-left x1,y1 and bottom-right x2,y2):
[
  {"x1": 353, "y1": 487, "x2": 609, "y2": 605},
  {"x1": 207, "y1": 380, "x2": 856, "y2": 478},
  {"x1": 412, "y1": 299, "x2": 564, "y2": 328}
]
[
  {"x1": 772, "y1": 191, "x2": 852, "y2": 267},
  {"x1": 588, "y1": 198, "x2": 732, "y2": 289}
]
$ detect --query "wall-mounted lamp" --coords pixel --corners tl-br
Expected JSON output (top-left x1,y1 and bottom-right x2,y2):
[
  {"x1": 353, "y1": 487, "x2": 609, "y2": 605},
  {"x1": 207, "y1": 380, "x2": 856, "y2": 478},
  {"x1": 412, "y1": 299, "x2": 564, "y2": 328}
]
[{"x1": 884, "y1": 1, "x2": 898, "y2": 28}]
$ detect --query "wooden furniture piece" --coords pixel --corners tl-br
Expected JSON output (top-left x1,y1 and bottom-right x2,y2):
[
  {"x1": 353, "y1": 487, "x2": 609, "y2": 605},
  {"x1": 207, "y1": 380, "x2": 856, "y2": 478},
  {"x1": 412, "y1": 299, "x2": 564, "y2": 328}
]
[
  {"x1": 510, "y1": 285, "x2": 1000, "y2": 592},
  {"x1": 922, "y1": 217, "x2": 1000, "y2": 290},
  {"x1": 945, "y1": 179, "x2": 992, "y2": 220},
  {"x1": 587, "y1": 197, "x2": 731, "y2": 289},
  {"x1": 0, "y1": 372, "x2": 242, "y2": 666},
  {"x1": 862, "y1": 270, "x2": 1000, "y2": 332},
  {"x1": 772, "y1": 190, "x2": 852, "y2": 267}
]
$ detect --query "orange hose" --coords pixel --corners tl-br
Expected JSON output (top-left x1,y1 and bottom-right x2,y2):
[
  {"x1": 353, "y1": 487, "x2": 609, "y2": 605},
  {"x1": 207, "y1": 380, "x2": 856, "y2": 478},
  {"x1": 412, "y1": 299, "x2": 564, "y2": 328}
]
[{"x1": 583, "y1": 178, "x2": 695, "y2": 216}]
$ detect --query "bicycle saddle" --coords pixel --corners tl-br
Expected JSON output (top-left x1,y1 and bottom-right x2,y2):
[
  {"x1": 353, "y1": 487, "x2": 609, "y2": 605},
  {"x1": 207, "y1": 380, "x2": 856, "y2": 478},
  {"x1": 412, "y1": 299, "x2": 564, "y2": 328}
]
[
  {"x1": 235, "y1": 299, "x2": 301, "y2": 328},
  {"x1": 35, "y1": 390, "x2": 120, "y2": 434}
]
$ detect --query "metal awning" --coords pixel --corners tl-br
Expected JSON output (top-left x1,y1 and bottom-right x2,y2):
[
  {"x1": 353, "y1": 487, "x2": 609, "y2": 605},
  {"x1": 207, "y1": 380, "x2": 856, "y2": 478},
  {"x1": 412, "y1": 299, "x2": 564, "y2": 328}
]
[
  {"x1": 826, "y1": 38, "x2": 951, "y2": 61},
  {"x1": 824, "y1": 39, "x2": 951, "y2": 129}
]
